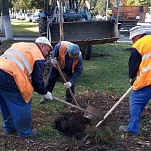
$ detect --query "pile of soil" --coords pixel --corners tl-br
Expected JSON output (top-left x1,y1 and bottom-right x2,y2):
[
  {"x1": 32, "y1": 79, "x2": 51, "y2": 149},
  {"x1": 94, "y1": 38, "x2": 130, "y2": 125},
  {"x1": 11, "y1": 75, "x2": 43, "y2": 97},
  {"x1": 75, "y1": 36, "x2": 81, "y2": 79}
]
[{"x1": 54, "y1": 112, "x2": 91, "y2": 139}]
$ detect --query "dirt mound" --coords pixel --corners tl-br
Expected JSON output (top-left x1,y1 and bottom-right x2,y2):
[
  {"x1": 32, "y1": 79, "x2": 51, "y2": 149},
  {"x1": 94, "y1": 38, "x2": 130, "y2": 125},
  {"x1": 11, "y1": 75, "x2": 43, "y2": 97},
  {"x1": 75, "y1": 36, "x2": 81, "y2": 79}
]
[{"x1": 54, "y1": 112, "x2": 91, "y2": 139}]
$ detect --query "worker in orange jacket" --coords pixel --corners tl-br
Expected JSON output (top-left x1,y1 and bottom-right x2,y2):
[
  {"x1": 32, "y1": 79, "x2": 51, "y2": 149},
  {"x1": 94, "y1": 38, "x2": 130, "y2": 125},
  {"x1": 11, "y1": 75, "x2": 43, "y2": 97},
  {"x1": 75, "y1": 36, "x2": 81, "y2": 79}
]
[
  {"x1": 119, "y1": 26, "x2": 151, "y2": 135},
  {"x1": 40, "y1": 41, "x2": 83, "y2": 106},
  {"x1": 0, "y1": 37, "x2": 53, "y2": 138}
]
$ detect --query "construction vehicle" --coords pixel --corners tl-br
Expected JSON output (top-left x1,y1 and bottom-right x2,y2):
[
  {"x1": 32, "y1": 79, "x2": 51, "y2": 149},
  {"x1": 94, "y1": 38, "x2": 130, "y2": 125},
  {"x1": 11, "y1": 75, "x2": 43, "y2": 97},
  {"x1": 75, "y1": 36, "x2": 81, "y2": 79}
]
[
  {"x1": 39, "y1": 0, "x2": 119, "y2": 60},
  {"x1": 112, "y1": 6, "x2": 147, "y2": 30}
]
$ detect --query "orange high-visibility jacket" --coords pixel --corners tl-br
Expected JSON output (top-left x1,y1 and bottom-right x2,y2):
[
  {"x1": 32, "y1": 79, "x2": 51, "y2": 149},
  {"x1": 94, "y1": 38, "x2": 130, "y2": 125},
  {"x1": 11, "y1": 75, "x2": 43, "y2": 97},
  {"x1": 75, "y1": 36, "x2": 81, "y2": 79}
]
[
  {"x1": 133, "y1": 35, "x2": 151, "y2": 90},
  {"x1": 59, "y1": 41, "x2": 81, "y2": 72},
  {"x1": 0, "y1": 42, "x2": 45, "y2": 103}
]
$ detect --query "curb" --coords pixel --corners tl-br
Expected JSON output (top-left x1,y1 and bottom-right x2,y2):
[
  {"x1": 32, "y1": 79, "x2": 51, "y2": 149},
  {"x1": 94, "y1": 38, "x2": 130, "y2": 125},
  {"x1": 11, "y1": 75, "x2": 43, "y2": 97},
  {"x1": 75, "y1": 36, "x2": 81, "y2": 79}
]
[{"x1": 0, "y1": 34, "x2": 39, "y2": 38}]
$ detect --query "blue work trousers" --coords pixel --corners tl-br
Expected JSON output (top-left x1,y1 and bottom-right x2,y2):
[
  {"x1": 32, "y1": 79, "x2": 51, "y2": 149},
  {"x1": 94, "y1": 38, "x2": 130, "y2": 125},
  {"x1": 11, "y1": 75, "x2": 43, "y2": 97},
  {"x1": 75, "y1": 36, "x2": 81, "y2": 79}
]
[
  {"x1": 128, "y1": 85, "x2": 151, "y2": 134},
  {"x1": 0, "y1": 70, "x2": 32, "y2": 138},
  {"x1": 46, "y1": 65, "x2": 75, "y2": 103}
]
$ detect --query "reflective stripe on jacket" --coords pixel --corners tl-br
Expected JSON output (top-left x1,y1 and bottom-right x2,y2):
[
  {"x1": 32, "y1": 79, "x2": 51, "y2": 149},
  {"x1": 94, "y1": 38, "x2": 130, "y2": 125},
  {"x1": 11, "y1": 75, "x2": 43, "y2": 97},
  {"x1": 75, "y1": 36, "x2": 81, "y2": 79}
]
[
  {"x1": 59, "y1": 41, "x2": 81, "y2": 72},
  {"x1": 132, "y1": 35, "x2": 151, "y2": 90},
  {"x1": 0, "y1": 42, "x2": 45, "y2": 103}
]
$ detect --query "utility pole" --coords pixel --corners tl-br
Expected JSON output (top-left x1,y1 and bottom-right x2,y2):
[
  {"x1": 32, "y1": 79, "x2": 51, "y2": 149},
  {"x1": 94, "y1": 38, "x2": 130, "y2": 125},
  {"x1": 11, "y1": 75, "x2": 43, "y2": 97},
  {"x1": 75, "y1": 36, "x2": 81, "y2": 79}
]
[
  {"x1": 1, "y1": 0, "x2": 14, "y2": 40},
  {"x1": 58, "y1": 0, "x2": 64, "y2": 41},
  {"x1": 116, "y1": 0, "x2": 120, "y2": 24},
  {"x1": 106, "y1": 0, "x2": 109, "y2": 16}
]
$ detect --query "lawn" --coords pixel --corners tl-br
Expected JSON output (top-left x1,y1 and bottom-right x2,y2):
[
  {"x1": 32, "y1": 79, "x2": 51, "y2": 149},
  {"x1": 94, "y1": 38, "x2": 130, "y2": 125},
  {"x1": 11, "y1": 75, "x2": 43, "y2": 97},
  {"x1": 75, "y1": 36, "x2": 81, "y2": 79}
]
[{"x1": 11, "y1": 19, "x2": 39, "y2": 35}]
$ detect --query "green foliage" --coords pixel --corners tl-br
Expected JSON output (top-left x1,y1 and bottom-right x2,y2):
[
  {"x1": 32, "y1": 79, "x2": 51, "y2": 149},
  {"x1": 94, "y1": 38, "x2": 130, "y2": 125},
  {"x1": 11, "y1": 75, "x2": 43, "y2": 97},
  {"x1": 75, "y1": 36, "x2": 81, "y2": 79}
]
[
  {"x1": 8, "y1": 0, "x2": 44, "y2": 11},
  {"x1": 87, "y1": 126, "x2": 115, "y2": 144},
  {"x1": 8, "y1": 0, "x2": 151, "y2": 15},
  {"x1": 94, "y1": 0, "x2": 107, "y2": 15},
  {"x1": 109, "y1": 0, "x2": 151, "y2": 7}
]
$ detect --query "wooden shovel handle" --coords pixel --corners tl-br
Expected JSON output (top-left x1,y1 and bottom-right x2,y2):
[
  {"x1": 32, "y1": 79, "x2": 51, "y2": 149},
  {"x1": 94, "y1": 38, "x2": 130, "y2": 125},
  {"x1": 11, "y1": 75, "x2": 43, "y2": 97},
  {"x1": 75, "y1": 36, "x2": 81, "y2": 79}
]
[
  {"x1": 50, "y1": 52, "x2": 79, "y2": 107},
  {"x1": 53, "y1": 96, "x2": 86, "y2": 112},
  {"x1": 53, "y1": 96, "x2": 97, "y2": 116},
  {"x1": 95, "y1": 86, "x2": 132, "y2": 127}
]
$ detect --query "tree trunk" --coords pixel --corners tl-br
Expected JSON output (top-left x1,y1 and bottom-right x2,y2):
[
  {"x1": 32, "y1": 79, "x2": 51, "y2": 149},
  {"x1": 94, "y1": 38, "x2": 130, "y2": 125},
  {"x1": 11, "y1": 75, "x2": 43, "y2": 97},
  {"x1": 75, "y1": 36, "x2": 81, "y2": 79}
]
[
  {"x1": 0, "y1": 0, "x2": 1, "y2": 17},
  {"x1": 0, "y1": 17, "x2": 4, "y2": 34},
  {"x1": 1, "y1": 0, "x2": 14, "y2": 40},
  {"x1": 0, "y1": 0, "x2": 4, "y2": 34}
]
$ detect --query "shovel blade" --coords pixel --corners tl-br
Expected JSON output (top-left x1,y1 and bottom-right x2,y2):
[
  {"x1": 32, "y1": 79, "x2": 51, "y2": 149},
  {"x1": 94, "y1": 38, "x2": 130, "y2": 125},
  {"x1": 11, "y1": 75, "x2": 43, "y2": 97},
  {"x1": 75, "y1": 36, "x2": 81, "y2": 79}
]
[{"x1": 83, "y1": 105, "x2": 97, "y2": 120}]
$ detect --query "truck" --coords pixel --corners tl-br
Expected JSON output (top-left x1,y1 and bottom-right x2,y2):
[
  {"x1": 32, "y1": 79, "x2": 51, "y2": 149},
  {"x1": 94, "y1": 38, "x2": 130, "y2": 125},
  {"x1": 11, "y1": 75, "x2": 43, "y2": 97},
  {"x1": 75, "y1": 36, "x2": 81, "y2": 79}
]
[
  {"x1": 112, "y1": 6, "x2": 147, "y2": 30},
  {"x1": 39, "y1": 0, "x2": 119, "y2": 60}
]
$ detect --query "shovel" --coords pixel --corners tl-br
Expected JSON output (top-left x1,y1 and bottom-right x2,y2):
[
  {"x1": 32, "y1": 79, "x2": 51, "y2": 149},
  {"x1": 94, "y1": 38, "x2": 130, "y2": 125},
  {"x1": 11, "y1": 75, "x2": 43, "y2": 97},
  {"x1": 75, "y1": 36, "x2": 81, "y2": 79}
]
[
  {"x1": 95, "y1": 86, "x2": 132, "y2": 127},
  {"x1": 53, "y1": 96, "x2": 98, "y2": 120},
  {"x1": 50, "y1": 52, "x2": 79, "y2": 107}
]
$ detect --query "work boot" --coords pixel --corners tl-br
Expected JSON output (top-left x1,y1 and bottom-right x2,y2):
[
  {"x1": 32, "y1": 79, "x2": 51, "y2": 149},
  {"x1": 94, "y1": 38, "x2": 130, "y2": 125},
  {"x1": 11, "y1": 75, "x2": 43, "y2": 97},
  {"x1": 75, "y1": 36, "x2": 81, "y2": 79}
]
[
  {"x1": 5, "y1": 129, "x2": 17, "y2": 136},
  {"x1": 119, "y1": 125, "x2": 129, "y2": 133},
  {"x1": 39, "y1": 97, "x2": 48, "y2": 104},
  {"x1": 19, "y1": 130, "x2": 38, "y2": 139}
]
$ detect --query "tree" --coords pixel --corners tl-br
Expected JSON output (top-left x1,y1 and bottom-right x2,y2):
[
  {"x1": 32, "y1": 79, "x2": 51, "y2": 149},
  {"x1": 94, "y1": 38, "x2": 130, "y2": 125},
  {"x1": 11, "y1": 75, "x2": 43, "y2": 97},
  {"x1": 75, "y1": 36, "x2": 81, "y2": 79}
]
[
  {"x1": 8, "y1": 0, "x2": 44, "y2": 12},
  {"x1": 0, "y1": 1, "x2": 1, "y2": 17},
  {"x1": 94, "y1": 0, "x2": 107, "y2": 15},
  {"x1": 109, "y1": 0, "x2": 151, "y2": 7},
  {"x1": 1, "y1": 0, "x2": 14, "y2": 40}
]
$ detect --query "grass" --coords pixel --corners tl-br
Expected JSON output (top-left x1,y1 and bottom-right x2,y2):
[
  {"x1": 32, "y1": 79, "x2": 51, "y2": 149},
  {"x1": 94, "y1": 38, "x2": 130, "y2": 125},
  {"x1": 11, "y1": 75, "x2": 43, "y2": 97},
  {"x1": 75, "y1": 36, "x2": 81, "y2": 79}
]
[
  {"x1": 1, "y1": 39, "x2": 151, "y2": 149},
  {"x1": 79, "y1": 43, "x2": 132, "y2": 95},
  {"x1": 11, "y1": 19, "x2": 39, "y2": 35}
]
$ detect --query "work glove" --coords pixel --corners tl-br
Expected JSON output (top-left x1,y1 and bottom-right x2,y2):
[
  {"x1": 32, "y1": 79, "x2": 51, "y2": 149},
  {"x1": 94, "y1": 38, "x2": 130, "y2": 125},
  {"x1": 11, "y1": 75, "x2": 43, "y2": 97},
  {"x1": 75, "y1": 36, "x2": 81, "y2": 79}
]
[
  {"x1": 130, "y1": 78, "x2": 136, "y2": 86},
  {"x1": 51, "y1": 59, "x2": 58, "y2": 65},
  {"x1": 64, "y1": 82, "x2": 72, "y2": 88},
  {"x1": 43, "y1": 91, "x2": 53, "y2": 100}
]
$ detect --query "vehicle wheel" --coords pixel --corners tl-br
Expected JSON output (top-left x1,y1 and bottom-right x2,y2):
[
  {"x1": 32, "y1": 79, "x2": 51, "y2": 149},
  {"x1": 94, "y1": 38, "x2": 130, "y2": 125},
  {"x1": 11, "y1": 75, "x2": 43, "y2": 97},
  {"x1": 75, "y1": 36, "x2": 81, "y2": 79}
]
[
  {"x1": 39, "y1": 17, "x2": 47, "y2": 34},
  {"x1": 80, "y1": 45, "x2": 92, "y2": 60}
]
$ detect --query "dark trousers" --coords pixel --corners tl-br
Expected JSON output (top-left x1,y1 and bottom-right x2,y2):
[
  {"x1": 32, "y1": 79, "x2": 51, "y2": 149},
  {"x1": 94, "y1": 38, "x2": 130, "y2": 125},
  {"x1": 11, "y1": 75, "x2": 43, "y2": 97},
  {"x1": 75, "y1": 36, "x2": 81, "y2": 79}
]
[
  {"x1": 0, "y1": 70, "x2": 32, "y2": 138},
  {"x1": 46, "y1": 66, "x2": 75, "y2": 103}
]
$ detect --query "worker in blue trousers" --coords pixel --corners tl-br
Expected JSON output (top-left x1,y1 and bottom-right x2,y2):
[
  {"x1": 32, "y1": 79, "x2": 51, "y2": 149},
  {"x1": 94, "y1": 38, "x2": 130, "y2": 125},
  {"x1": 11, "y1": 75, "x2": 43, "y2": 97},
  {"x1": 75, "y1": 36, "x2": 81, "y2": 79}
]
[
  {"x1": 39, "y1": 41, "x2": 83, "y2": 109},
  {"x1": 0, "y1": 37, "x2": 53, "y2": 138},
  {"x1": 119, "y1": 26, "x2": 151, "y2": 135}
]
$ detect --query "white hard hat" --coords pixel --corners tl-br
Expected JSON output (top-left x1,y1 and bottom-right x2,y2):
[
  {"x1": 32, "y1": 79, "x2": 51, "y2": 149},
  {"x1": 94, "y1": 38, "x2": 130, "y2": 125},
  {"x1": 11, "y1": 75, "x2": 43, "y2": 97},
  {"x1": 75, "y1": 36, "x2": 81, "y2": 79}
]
[
  {"x1": 35, "y1": 37, "x2": 53, "y2": 49},
  {"x1": 129, "y1": 26, "x2": 145, "y2": 39}
]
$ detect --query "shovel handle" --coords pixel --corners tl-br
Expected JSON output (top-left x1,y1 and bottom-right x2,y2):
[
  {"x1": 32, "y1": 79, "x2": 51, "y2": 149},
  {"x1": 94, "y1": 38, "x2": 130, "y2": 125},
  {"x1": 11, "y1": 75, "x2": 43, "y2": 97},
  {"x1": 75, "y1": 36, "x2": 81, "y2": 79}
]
[
  {"x1": 50, "y1": 53, "x2": 79, "y2": 107},
  {"x1": 53, "y1": 96, "x2": 86, "y2": 112},
  {"x1": 95, "y1": 86, "x2": 132, "y2": 127},
  {"x1": 53, "y1": 96, "x2": 97, "y2": 116},
  {"x1": 57, "y1": 64, "x2": 79, "y2": 107}
]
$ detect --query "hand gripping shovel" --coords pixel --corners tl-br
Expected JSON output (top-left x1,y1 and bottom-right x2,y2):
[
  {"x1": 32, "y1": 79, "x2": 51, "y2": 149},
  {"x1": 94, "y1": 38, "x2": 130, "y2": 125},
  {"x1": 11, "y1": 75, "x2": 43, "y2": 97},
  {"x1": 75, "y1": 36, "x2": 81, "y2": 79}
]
[
  {"x1": 53, "y1": 96, "x2": 98, "y2": 120},
  {"x1": 50, "y1": 52, "x2": 79, "y2": 107},
  {"x1": 95, "y1": 86, "x2": 132, "y2": 127}
]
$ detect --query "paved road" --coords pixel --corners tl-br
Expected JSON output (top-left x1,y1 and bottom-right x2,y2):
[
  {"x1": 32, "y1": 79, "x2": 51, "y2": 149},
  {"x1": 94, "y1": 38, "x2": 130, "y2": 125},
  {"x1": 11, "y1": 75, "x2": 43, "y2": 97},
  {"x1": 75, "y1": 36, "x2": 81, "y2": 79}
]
[
  {"x1": 118, "y1": 23, "x2": 151, "y2": 42},
  {"x1": 137, "y1": 23, "x2": 151, "y2": 35}
]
